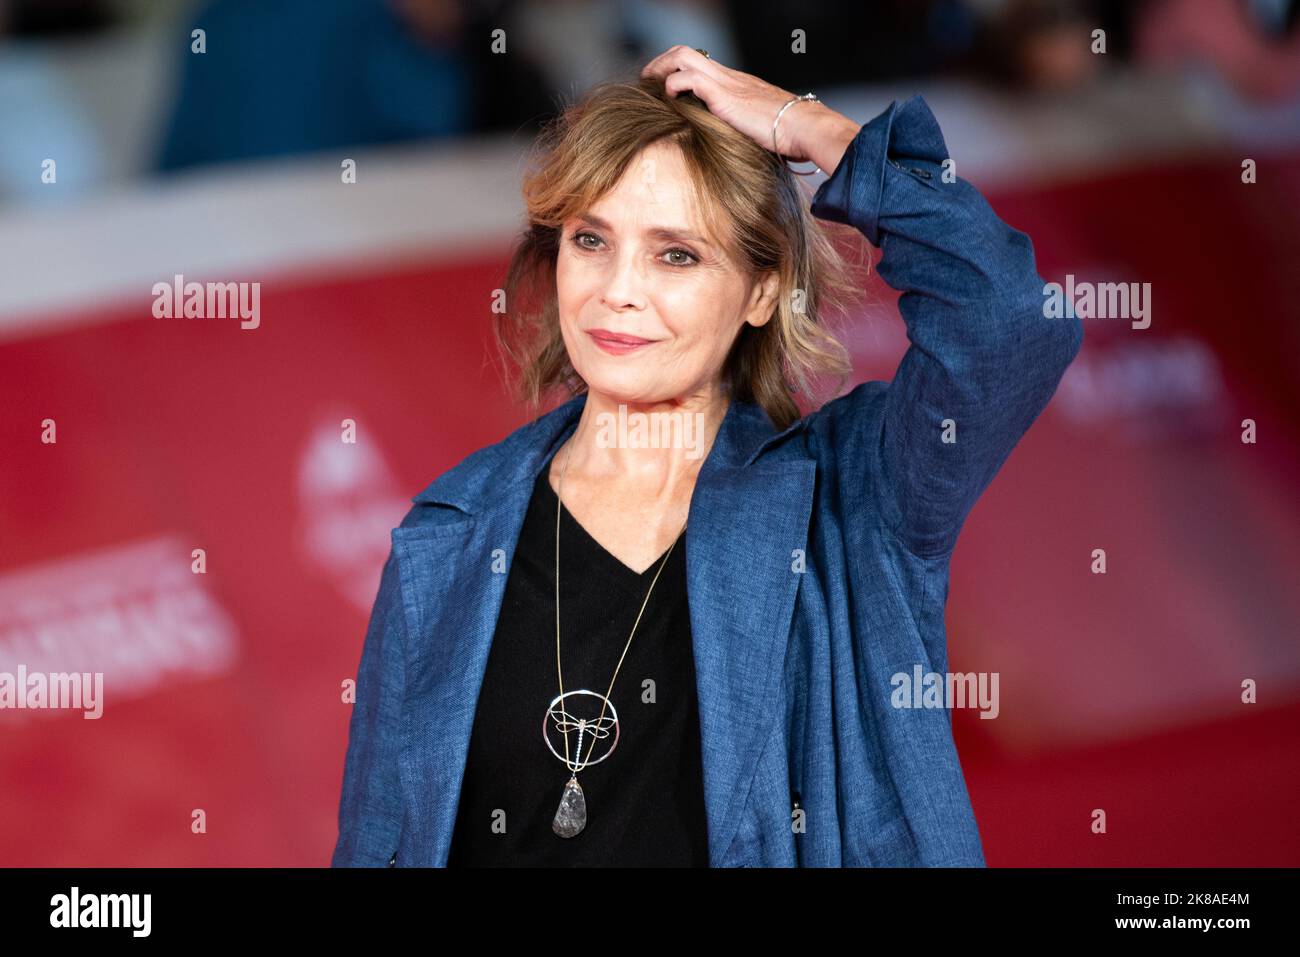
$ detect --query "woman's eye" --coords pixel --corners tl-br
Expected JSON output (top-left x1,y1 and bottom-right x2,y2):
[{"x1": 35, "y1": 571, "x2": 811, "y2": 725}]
[
  {"x1": 573, "y1": 231, "x2": 601, "y2": 250},
  {"x1": 663, "y1": 247, "x2": 698, "y2": 267}
]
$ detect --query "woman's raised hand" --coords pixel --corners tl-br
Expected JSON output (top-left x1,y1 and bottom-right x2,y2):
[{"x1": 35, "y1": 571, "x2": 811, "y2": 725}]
[{"x1": 640, "y1": 45, "x2": 860, "y2": 174}]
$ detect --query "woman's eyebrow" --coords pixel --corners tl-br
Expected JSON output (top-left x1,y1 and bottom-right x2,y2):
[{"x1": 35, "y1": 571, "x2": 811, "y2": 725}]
[{"x1": 575, "y1": 212, "x2": 712, "y2": 246}]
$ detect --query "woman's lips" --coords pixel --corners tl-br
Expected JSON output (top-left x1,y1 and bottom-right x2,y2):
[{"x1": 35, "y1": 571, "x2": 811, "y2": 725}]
[{"x1": 586, "y1": 329, "x2": 656, "y2": 355}]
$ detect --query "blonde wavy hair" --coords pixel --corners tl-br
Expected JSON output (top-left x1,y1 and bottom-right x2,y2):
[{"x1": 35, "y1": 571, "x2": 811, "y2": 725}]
[{"x1": 493, "y1": 74, "x2": 868, "y2": 431}]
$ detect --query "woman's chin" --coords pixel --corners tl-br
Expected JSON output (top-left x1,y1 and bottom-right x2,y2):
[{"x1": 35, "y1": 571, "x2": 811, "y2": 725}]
[
  {"x1": 577, "y1": 369, "x2": 667, "y2": 405},
  {"x1": 584, "y1": 383, "x2": 662, "y2": 406}
]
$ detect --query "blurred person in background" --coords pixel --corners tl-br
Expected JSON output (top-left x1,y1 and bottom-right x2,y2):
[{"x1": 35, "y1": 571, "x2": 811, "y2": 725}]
[
  {"x1": 718, "y1": 0, "x2": 1126, "y2": 94},
  {"x1": 1136, "y1": 0, "x2": 1300, "y2": 102},
  {"x1": 723, "y1": 0, "x2": 982, "y2": 89},
  {"x1": 970, "y1": 0, "x2": 1120, "y2": 92},
  {"x1": 955, "y1": 0, "x2": 1299, "y2": 99},
  {"x1": 154, "y1": 0, "x2": 556, "y2": 171},
  {"x1": 0, "y1": 0, "x2": 118, "y2": 204},
  {"x1": 508, "y1": 0, "x2": 740, "y2": 98},
  {"x1": 152, "y1": 0, "x2": 746, "y2": 173}
]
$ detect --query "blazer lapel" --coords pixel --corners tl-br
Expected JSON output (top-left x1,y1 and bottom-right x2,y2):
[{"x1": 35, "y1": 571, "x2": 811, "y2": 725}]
[
  {"x1": 686, "y1": 405, "x2": 815, "y2": 865},
  {"x1": 392, "y1": 392, "x2": 814, "y2": 866}
]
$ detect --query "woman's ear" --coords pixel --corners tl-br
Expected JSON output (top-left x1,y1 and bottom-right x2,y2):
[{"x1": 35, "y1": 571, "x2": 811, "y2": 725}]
[{"x1": 743, "y1": 271, "x2": 781, "y2": 328}]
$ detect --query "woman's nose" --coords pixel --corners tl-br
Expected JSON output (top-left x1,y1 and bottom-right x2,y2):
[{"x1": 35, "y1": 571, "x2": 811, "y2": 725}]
[{"x1": 599, "y1": 250, "x2": 648, "y2": 312}]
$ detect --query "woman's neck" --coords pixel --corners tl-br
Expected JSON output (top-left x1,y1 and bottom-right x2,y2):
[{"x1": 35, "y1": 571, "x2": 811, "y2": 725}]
[{"x1": 557, "y1": 387, "x2": 729, "y2": 490}]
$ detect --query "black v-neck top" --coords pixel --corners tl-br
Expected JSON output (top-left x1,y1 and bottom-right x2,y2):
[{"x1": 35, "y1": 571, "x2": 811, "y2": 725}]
[{"x1": 445, "y1": 461, "x2": 711, "y2": 867}]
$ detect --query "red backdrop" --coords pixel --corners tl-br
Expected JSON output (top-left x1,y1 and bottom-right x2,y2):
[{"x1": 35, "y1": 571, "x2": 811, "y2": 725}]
[{"x1": 2, "y1": 149, "x2": 1298, "y2": 866}]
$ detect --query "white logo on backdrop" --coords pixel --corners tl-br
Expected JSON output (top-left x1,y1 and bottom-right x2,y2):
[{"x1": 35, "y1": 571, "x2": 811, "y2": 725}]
[
  {"x1": 293, "y1": 419, "x2": 411, "y2": 612},
  {"x1": 0, "y1": 536, "x2": 239, "y2": 721}
]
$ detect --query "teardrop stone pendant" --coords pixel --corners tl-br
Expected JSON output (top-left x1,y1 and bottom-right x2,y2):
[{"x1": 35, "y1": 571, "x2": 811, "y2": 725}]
[{"x1": 552, "y1": 774, "x2": 587, "y2": 837}]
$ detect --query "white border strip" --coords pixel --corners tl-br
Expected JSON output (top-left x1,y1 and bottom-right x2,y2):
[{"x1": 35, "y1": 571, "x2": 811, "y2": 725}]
[{"x1": 2, "y1": 70, "x2": 1297, "y2": 342}]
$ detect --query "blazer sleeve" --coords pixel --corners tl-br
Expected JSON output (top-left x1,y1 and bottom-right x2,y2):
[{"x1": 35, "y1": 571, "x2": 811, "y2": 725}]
[
  {"x1": 809, "y1": 94, "x2": 1083, "y2": 559},
  {"x1": 331, "y1": 541, "x2": 407, "y2": 866}
]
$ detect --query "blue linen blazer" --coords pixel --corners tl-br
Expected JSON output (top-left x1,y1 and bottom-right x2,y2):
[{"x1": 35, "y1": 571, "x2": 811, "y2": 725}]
[{"x1": 331, "y1": 94, "x2": 1084, "y2": 867}]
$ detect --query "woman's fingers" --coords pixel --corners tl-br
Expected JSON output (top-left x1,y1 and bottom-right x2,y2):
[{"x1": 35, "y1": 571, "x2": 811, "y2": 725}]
[
  {"x1": 662, "y1": 67, "x2": 718, "y2": 102},
  {"x1": 641, "y1": 44, "x2": 722, "y2": 80},
  {"x1": 640, "y1": 45, "x2": 818, "y2": 161}
]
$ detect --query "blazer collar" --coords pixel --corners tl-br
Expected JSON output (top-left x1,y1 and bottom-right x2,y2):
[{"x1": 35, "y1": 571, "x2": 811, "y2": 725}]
[{"x1": 410, "y1": 390, "x2": 803, "y2": 512}]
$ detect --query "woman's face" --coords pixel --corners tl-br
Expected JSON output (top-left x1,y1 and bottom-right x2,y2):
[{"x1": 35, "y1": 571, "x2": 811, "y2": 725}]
[{"x1": 555, "y1": 139, "x2": 777, "y2": 406}]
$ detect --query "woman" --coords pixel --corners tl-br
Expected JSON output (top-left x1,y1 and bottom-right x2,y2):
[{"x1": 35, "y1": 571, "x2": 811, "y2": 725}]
[{"x1": 331, "y1": 46, "x2": 1082, "y2": 867}]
